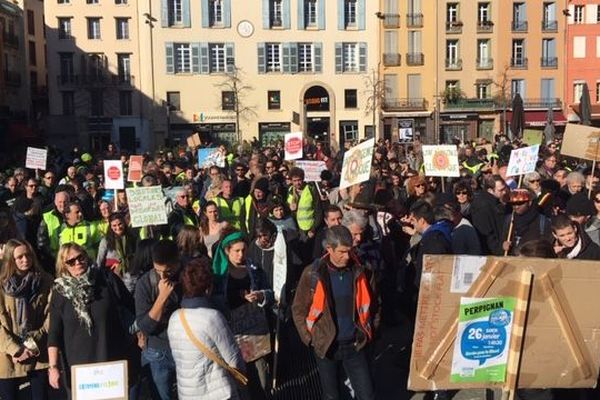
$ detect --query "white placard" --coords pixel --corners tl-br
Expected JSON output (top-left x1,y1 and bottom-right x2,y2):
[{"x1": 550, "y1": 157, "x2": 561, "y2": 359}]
[
  {"x1": 104, "y1": 160, "x2": 125, "y2": 190},
  {"x1": 71, "y1": 360, "x2": 128, "y2": 400},
  {"x1": 25, "y1": 147, "x2": 47, "y2": 170},
  {"x1": 451, "y1": 256, "x2": 487, "y2": 294},
  {"x1": 339, "y1": 138, "x2": 375, "y2": 190},
  {"x1": 126, "y1": 186, "x2": 168, "y2": 228},
  {"x1": 506, "y1": 144, "x2": 540, "y2": 177},
  {"x1": 294, "y1": 160, "x2": 326, "y2": 182},
  {"x1": 284, "y1": 132, "x2": 303, "y2": 160},
  {"x1": 272, "y1": 229, "x2": 287, "y2": 302},
  {"x1": 422, "y1": 145, "x2": 460, "y2": 177}
]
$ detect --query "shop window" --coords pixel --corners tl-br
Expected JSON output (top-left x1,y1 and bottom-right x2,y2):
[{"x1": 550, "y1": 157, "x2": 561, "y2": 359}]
[
  {"x1": 268, "y1": 90, "x2": 281, "y2": 110},
  {"x1": 345, "y1": 89, "x2": 357, "y2": 108}
]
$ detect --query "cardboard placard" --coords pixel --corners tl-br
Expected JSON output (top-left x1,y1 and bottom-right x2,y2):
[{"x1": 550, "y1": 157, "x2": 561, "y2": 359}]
[
  {"x1": 506, "y1": 145, "x2": 540, "y2": 177},
  {"x1": 422, "y1": 145, "x2": 460, "y2": 177},
  {"x1": 561, "y1": 123, "x2": 600, "y2": 161},
  {"x1": 71, "y1": 360, "x2": 128, "y2": 400},
  {"x1": 127, "y1": 155, "x2": 144, "y2": 182},
  {"x1": 284, "y1": 132, "x2": 303, "y2": 161},
  {"x1": 25, "y1": 147, "x2": 47, "y2": 170},
  {"x1": 409, "y1": 255, "x2": 600, "y2": 391},
  {"x1": 198, "y1": 148, "x2": 225, "y2": 169},
  {"x1": 103, "y1": 160, "x2": 124, "y2": 190},
  {"x1": 186, "y1": 133, "x2": 201, "y2": 149},
  {"x1": 294, "y1": 160, "x2": 327, "y2": 182},
  {"x1": 125, "y1": 186, "x2": 168, "y2": 228},
  {"x1": 230, "y1": 303, "x2": 272, "y2": 362},
  {"x1": 522, "y1": 129, "x2": 544, "y2": 146},
  {"x1": 340, "y1": 138, "x2": 375, "y2": 189}
]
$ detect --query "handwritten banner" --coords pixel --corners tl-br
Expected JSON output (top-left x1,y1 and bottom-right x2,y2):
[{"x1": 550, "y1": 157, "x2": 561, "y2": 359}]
[
  {"x1": 71, "y1": 360, "x2": 128, "y2": 400},
  {"x1": 340, "y1": 138, "x2": 375, "y2": 190},
  {"x1": 294, "y1": 160, "x2": 326, "y2": 182},
  {"x1": 422, "y1": 145, "x2": 460, "y2": 177},
  {"x1": 25, "y1": 147, "x2": 47, "y2": 170},
  {"x1": 126, "y1": 186, "x2": 168, "y2": 228},
  {"x1": 127, "y1": 155, "x2": 143, "y2": 182},
  {"x1": 198, "y1": 148, "x2": 225, "y2": 168},
  {"x1": 506, "y1": 144, "x2": 540, "y2": 177}
]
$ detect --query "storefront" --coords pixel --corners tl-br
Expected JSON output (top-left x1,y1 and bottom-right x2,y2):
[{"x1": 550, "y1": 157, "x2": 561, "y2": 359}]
[
  {"x1": 171, "y1": 123, "x2": 237, "y2": 147},
  {"x1": 440, "y1": 113, "x2": 479, "y2": 144},
  {"x1": 258, "y1": 122, "x2": 290, "y2": 146},
  {"x1": 382, "y1": 113, "x2": 431, "y2": 143}
]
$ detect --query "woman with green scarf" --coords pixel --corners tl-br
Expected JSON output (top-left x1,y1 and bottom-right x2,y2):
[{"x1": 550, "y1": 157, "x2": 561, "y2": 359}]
[{"x1": 96, "y1": 213, "x2": 136, "y2": 277}]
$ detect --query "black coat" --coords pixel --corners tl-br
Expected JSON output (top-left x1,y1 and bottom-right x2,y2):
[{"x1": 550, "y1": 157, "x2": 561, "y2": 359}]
[{"x1": 470, "y1": 191, "x2": 510, "y2": 256}]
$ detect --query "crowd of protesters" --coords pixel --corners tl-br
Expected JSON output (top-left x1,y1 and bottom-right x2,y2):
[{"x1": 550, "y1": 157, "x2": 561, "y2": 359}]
[{"x1": 0, "y1": 132, "x2": 599, "y2": 400}]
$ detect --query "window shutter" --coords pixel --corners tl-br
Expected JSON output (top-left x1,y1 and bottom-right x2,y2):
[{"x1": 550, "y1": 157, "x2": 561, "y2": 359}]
[
  {"x1": 318, "y1": 0, "x2": 326, "y2": 29},
  {"x1": 191, "y1": 43, "x2": 200, "y2": 73},
  {"x1": 258, "y1": 43, "x2": 266, "y2": 73},
  {"x1": 314, "y1": 42, "x2": 322, "y2": 73},
  {"x1": 200, "y1": 43, "x2": 210, "y2": 74},
  {"x1": 182, "y1": 0, "x2": 191, "y2": 27},
  {"x1": 359, "y1": 42, "x2": 367, "y2": 72},
  {"x1": 282, "y1": 42, "x2": 290, "y2": 72},
  {"x1": 161, "y1": 0, "x2": 169, "y2": 27},
  {"x1": 263, "y1": 0, "x2": 270, "y2": 28},
  {"x1": 549, "y1": 39, "x2": 556, "y2": 58},
  {"x1": 226, "y1": 43, "x2": 235, "y2": 73},
  {"x1": 298, "y1": 0, "x2": 305, "y2": 29},
  {"x1": 201, "y1": 0, "x2": 209, "y2": 28},
  {"x1": 289, "y1": 43, "x2": 298, "y2": 73},
  {"x1": 358, "y1": 0, "x2": 366, "y2": 30},
  {"x1": 335, "y1": 42, "x2": 343, "y2": 73},
  {"x1": 223, "y1": 0, "x2": 231, "y2": 28},
  {"x1": 337, "y1": 0, "x2": 345, "y2": 30},
  {"x1": 283, "y1": 0, "x2": 291, "y2": 29},
  {"x1": 165, "y1": 42, "x2": 174, "y2": 74}
]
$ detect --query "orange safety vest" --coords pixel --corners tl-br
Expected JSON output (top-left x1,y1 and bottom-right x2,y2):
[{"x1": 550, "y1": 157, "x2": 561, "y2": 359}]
[{"x1": 305, "y1": 270, "x2": 373, "y2": 341}]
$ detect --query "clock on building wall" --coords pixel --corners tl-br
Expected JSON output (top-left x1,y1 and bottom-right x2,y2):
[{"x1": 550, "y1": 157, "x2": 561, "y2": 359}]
[{"x1": 237, "y1": 21, "x2": 254, "y2": 38}]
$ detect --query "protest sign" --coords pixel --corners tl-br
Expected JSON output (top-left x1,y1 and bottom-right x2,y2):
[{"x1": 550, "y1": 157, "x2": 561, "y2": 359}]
[
  {"x1": 272, "y1": 230, "x2": 287, "y2": 302},
  {"x1": 522, "y1": 130, "x2": 543, "y2": 146},
  {"x1": 475, "y1": 144, "x2": 493, "y2": 156},
  {"x1": 25, "y1": 147, "x2": 47, "y2": 170},
  {"x1": 186, "y1": 133, "x2": 201, "y2": 149},
  {"x1": 198, "y1": 148, "x2": 225, "y2": 168},
  {"x1": 126, "y1": 186, "x2": 168, "y2": 228},
  {"x1": 284, "y1": 132, "x2": 303, "y2": 160},
  {"x1": 506, "y1": 145, "x2": 540, "y2": 177},
  {"x1": 127, "y1": 155, "x2": 143, "y2": 182},
  {"x1": 339, "y1": 138, "x2": 375, "y2": 190},
  {"x1": 422, "y1": 145, "x2": 460, "y2": 177},
  {"x1": 71, "y1": 360, "x2": 128, "y2": 400},
  {"x1": 103, "y1": 160, "x2": 124, "y2": 190},
  {"x1": 230, "y1": 303, "x2": 272, "y2": 362},
  {"x1": 561, "y1": 123, "x2": 600, "y2": 161},
  {"x1": 450, "y1": 297, "x2": 515, "y2": 383},
  {"x1": 409, "y1": 255, "x2": 600, "y2": 391},
  {"x1": 294, "y1": 160, "x2": 326, "y2": 182}
]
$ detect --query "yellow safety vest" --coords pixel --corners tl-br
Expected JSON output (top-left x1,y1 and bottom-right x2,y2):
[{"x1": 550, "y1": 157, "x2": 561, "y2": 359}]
[
  {"x1": 287, "y1": 185, "x2": 315, "y2": 232},
  {"x1": 244, "y1": 196, "x2": 253, "y2": 232},
  {"x1": 214, "y1": 196, "x2": 244, "y2": 230},
  {"x1": 97, "y1": 220, "x2": 109, "y2": 236},
  {"x1": 59, "y1": 221, "x2": 100, "y2": 259},
  {"x1": 42, "y1": 210, "x2": 62, "y2": 254},
  {"x1": 462, "y1": 161, "x2": 484, "y2": 175},
  {"x1": 192, "y1": 199, "x2": 201, "y2": 215}
]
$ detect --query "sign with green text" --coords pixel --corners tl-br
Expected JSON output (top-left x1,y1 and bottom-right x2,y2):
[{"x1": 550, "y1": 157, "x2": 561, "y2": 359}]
[{"x1": 126, "y1": 186, "x2": 167, "y2": 228}]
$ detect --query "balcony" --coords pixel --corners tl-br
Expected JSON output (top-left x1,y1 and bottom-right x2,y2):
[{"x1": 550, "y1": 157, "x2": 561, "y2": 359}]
[
  {"x1": 56, "y1": 73, "x2": 135, "y2": 87},
  {"x1": 383, "y1": 53, "x2": 401, "y2": 66},
  {"x1": 510, "y1": 57, "x2": 528, "y2": 69},
  {"x1": 31, "y1": 86, "x2": 48, "y2": 98},
  {"x1": 406, "y1": 53, "x2": 424, "y2": 66},
  {"x1": 476, "y1": 58, "x2": 494, "y2": 70},
  {"x1": 523, "y1": 98, "x2": 562, "y2": 109},
  {"x1": 445, "y1": 98, "x2": 497, "y2": 110},
  {"x1": 383, "y1": 14, "x2": 400, "y2": 28},
  {"x1": 3, "y1": 33, "x2": 18, "y2": 48},
  {"x1": 446, "y1": 21, "x2": 463, "y2": 33},
  {"x1": 542, "y1": 20, "x2": 558, "y2": 32},
  {"x1": 477, "y1": 20, "x2": 493, "y2": 33},
  {"x1": 511, "y1": 20, "x2": 528, "y2": 32},
  {"x1": 270, "y1": 18, "x2": 283, "y2": 28},
  {"x1": 383, "y1": 98, "x2": 428, "y2": 112},
  {"x1": 57, "y1": 74, "x2": 77, "y2": 86},
  {"x1": 445, "y1": 58, "x2": 462, "y2": 71},
  {"x1": 406, "y1": 13, "x2": 423, "y2": 28},
  {"x1": 541, "y1": 57, "x2": 558, "y2": 68},
  {"x1": 4, "y1": 70, "x2": 21, "y2": 87}
]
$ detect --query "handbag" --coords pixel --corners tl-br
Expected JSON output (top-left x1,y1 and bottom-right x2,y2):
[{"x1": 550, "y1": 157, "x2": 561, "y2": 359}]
[{"x1": 178, "y1": 310, "x2": 249, "y2": 386}]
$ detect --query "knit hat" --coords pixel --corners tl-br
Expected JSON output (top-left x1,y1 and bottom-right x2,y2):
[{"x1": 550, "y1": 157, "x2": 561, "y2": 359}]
[
  {"x1": 566, "y1": 192, "x2": 595, "y2": 217},
  {"x1": 254, "y1": 177, "x2": 270, "y2": 194}
]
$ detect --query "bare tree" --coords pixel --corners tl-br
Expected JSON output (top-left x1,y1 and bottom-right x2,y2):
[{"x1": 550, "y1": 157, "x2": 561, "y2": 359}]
[
  {"x1": 492, "y1": 64, "x2": 512, "y2": 137},
  {"x1": 215, "y1": 67, "x2": 256, "y2": 143},
  {"x1": 363, "y1": 66, "x2": 388, "y2": 139}
]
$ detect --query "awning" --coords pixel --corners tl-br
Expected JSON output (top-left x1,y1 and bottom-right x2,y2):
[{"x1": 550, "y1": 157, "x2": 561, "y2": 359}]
[
  {"x1": 506, "y1": 111, "x2": 567, "y2": 127},
  {"x1": 572, "y1": 104, "x2": 600, "y2": 118}
]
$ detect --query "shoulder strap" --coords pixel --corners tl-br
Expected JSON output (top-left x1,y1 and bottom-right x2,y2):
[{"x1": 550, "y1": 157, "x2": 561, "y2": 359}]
[
  {"x1": 178, "y1": 310, "x2": 248, "y2": 386},
  {"x1": 309, "y1": 258, "x2": 321, "y2": 294}
]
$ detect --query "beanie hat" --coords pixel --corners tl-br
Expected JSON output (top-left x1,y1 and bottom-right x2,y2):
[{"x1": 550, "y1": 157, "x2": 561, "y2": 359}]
[
  {"x1": 566, "y1": 192, "x2": 595, "y2": 217},
  {"x1": 254, "y1": 177, "x2": 270, "y2": 195}
]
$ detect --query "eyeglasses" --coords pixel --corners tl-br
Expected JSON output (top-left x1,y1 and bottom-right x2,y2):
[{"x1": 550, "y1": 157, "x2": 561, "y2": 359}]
[
  {"x1": 528, "y1": 179, "x2": 540, "y2": 183},
  {"x1": 415, "y1": 183, "x2": 425, "y2": 188},
  {"x1": 511, "y1": 201, "x2": 528, "y2": 206},
  {"x1": 44, "y1": 176, "x2": 54, "y2": 180},
  {"x1": 27, "y1": 184, "x2": 38, "y2": 188},
  {"x1": 235, "y1": 168, "x2": 245, "y2": 172},
  {"x1": 65, "y1": 254, "x2": 87, "y2": 267},
  {"x1": 455, "y1": 191, "x2": 468, "y2": 195},
  {"x1": 178, "y1": 195, "x2": 189, "y2": 199}
]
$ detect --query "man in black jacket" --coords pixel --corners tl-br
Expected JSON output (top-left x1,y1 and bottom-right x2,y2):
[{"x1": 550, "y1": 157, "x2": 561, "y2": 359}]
[
  {"x1": 502, "y1": 189, "x2": 551, "y2": 255},
  {"x1": 552, "y1": 214, "x2": 600, "y2": 260},
  {"x1": 167, "y1": 188, "x2": 198, "y2": 238},
  {"x1": 471, "y1": 174, "x2": 511, "y2": 255}
]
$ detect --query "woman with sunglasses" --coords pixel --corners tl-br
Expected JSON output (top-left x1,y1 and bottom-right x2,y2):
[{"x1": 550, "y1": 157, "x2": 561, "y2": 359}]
[
  {"x1": 405, "y1": 175, "x2": 429, "y2": 208},
  {"x1": 97, "y1": 213, "x2": 137, "y2": 277},
  {"x1": 0, "y1": 239, "x2": 52, "y2": 400},
  {"x1": 48, "y1": 243, "x2": 139, "y2": 397},
  {"x1": 523, "y1": 172, "x2": 543, "y2": 198},
  {"x1": 453, "y1": 180, "x2": 473, "y2": 220}
]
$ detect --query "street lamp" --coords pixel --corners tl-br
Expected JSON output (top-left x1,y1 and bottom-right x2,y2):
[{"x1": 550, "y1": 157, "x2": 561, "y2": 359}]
[{"x1": 143, "y1": 11, "x2": 157, "y2": 147}]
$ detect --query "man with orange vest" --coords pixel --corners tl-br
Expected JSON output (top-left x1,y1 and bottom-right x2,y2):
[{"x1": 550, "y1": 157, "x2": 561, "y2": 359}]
[{"x1": 292, "y1": 225, "x2": 378, "y2": 400}]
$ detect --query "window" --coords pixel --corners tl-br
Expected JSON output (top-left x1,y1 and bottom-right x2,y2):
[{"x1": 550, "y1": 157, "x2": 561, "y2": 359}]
[
  {"x1": 58, "y1": 17, "x2": 71, "y2": 39},
  {"x1": 28, "y1": 41, "x2": 36, "y2": 66},
  {"x1": 210, "y1": 43, "x2": 226, "y2": 72},
  {"x1": 166, "y1": 92, "x2": 180, "y2": 110},
  {"x1": 597, "y1": 5, "x2": 600, "y2": 23},
  {"x1": 573, "y1": 82, "x2": 585, "y2": 102},
  {"x1": 574, "y1": 36, "x2": 586, "y2": 58},
  {"x1": 342, "y1": 43, "x2": 359, "y2": 72},
  {"x1": 117, "y1": 53, "x2": 131, "y2": 82},
  {"x1": 30, "y1": 71, "x2": 37, "y2": 90},
  {"x1": 574, "y1": 5, "x2": 584, "y2": 24},
  {"x1": 27, "y1": 10, "x2": 34, "y2": 35},
  {"x1": 271, "y1": 0, "x2": 283, "y2": 26},
  {"x1": 222, "y1": 91, "x2": 235, "y2": 110},
  {"x1": 266, "y1": 43, "x2": 282, "y2": 72},
  {"x1": 116, "y1": 18, "x2": 129, "y2": 39},
  {"x1": 340, "y1": 121, "x2": 358, "y2": 142},
  {"x1": 59, "y1": 52, "x2": 74, "y2": 80},
  {"x1": 119, "y1": 91, "x2": 132, "y2": 115},
  {"x1": 87, "y1": 54, "x2": 104, "y2": 79},
  {"x1": 541, "y1": 78, "x2": 555, "y2": 100},
  {"x1": 345, "y1": 0, "x2": 357, "y2": 27},
  {"x1": 268, "y1": 90, "x2": 281, "y2": 109},
  {"x1": 298, "y1": 43, "x2": 313, "y2": 72},
  {"x1": 512, "y1": 39, "x2": 525, "y2": 66},
  {"x1": 90, "y1": 89, "x2": 103, "y2": 116},
  {"x1": 543, "y1": 2, "x2": 557, "y2": 30},
  {"x1": 57, "y1": 0, "x2": 70, "y2": 4},
  {"x1": 511, "y1": 79, "x2": 525, "y2": 98},
  {"x1": 174, "y1": 43, "x2": 191, "y2": 73},
  {"x1": 478, "y1": 2, "x2": 490, "y2": 22},
  {"x1": 477, "y1": 39, "x2": 490, "y2": 66},
  {"x1": 115, "y1": 0, "x2": 127, "y2": 4},
  {"x1": 87, "y1": 18, "x2": 101, "y2": 39},
  {"x1": 344, "y1": 89, "x2": 357, "y2": 108},
  {"x1": 596, "y1": 82, "x2": 600, "y2": 102},
  {"x1": 476, "y1": 83, "x2": 490, "y2": 99},
  {"x1": 62, "y1": 91, "x2": 74, "y2": 115},
  {"x1": 446, "y1": 3, "x2": 458, "y2": 22},
  {"x1": 542, "y1": 38, "x2": 557, "y2": 67},
  {"x1": 446, "y1": 40, "x2": 459, "y2": 65},
  {"x1": 446, "y1": 80, "x2": 459, "y2": 90},
  {"x1": 169, "y1": 0, "x2": 183, "y2": 25},
  {"x1": 87, "y1": 0, "x2": 98, "y2": 4},
  {"x1": 305, "y1": 0, "x2": 317, "y2": 27},
  {"x1": 209, "y1": 0, "x2": 223, "y2": 26}
]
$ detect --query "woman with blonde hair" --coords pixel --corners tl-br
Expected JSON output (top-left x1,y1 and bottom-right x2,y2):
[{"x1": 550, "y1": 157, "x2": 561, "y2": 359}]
[{"x1": 0, "y1": 239, "x2": 53, "y2": 399}]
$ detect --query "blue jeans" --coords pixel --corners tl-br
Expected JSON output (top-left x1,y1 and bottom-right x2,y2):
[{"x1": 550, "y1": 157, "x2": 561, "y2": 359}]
[
  {"x1": 142, "y1": 347, "x2": 176, "y2": 400},
  {"x1": 314, "y1": 342, "x2": 375, "y2": 400}
]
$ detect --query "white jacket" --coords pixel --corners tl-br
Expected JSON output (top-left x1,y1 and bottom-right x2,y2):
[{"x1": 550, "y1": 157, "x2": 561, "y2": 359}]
[{"x1": 168, "y1": 304, "x2": 245, "y2": 400}]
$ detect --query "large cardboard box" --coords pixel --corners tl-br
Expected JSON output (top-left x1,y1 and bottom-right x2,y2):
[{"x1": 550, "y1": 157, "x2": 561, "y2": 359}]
[{"x1": 409, "y1": 255, "x2": 600, "y2": 391}]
